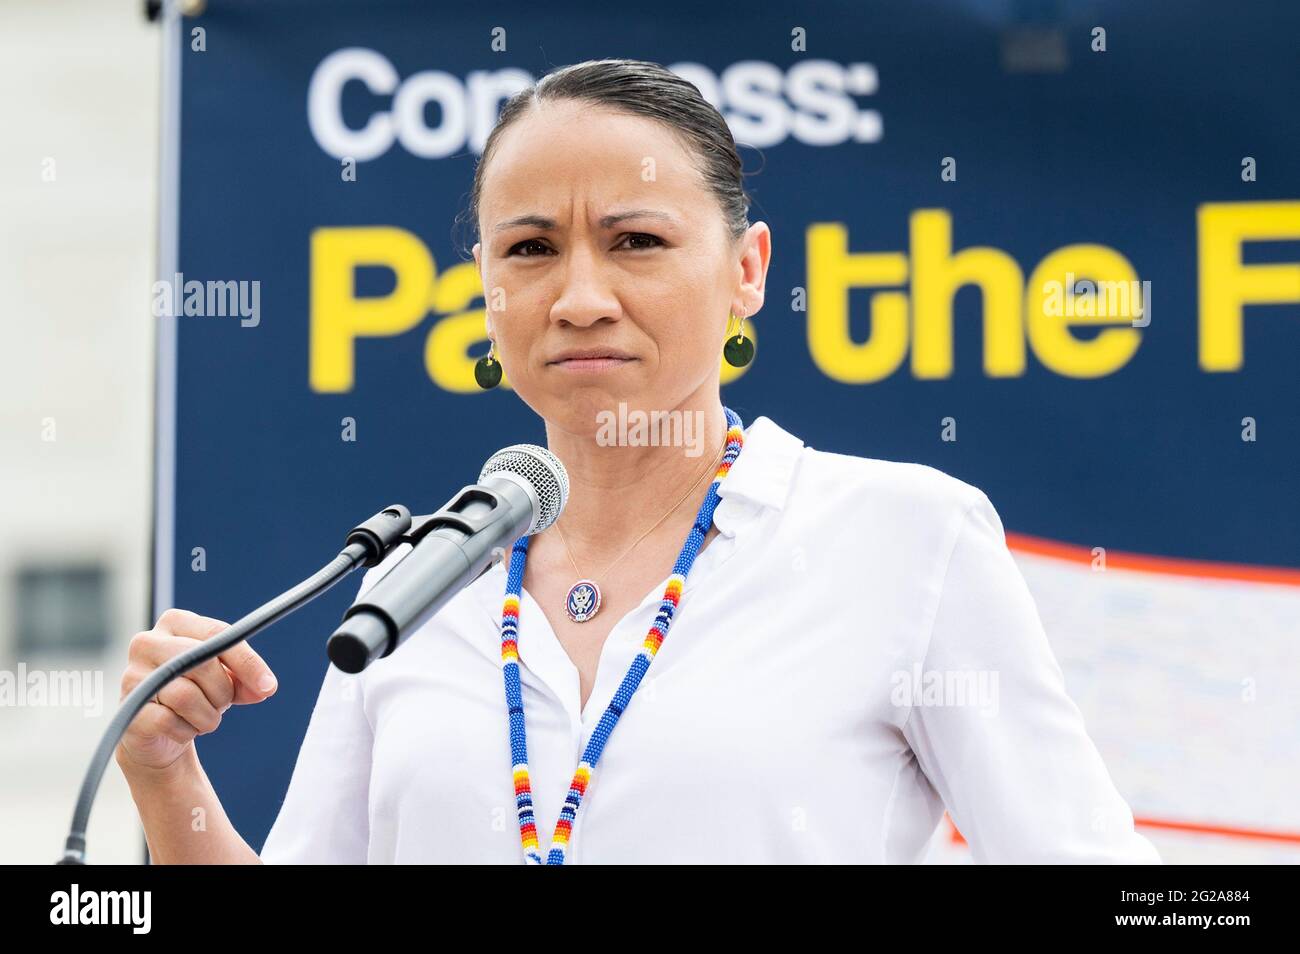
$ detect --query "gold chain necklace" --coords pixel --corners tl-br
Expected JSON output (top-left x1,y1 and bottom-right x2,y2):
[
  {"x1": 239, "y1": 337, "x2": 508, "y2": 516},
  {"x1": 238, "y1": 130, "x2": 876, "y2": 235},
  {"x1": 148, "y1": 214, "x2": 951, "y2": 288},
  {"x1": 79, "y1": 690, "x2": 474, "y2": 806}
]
[{"x1": 551, "y1": 440, "x2": 727, "y2": 623}]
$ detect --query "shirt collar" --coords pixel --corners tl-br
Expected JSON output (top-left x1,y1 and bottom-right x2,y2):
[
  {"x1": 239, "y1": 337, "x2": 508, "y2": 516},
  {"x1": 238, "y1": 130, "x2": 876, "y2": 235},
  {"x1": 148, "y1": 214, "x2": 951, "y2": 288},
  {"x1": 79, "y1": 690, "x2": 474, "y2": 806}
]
[
  {"x1": 468, "y1": 412, "x2": 804, "y2": 638},
  {"x1": 711, "y1": 413, "x2": 805, "y2": 536},
  {"x1": 474, "y1": 411, "x2": 804, "y2": 591}
]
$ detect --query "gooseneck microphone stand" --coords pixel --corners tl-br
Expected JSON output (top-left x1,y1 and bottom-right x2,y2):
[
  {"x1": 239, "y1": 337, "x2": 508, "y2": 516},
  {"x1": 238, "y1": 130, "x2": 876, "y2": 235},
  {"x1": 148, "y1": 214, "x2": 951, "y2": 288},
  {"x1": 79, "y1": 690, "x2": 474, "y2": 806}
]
[{"x1": 56, "y1": 504, "x2": 416, "y2": 865}]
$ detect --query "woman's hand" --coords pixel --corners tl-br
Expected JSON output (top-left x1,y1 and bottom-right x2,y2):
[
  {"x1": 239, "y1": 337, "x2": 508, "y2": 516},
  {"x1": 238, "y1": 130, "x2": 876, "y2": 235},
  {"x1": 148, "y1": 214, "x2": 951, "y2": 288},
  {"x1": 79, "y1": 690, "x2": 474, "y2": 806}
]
[{"x1": 115, "y1": 608, "x2": 279, "y2": 776}]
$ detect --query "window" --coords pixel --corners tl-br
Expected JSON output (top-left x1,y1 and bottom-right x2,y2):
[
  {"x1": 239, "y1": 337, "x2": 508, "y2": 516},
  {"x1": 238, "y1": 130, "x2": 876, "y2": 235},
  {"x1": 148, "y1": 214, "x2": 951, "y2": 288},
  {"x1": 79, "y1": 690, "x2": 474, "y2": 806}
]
[{"x1": 15, "y1": 564, "x2": 110, "y2": 654}]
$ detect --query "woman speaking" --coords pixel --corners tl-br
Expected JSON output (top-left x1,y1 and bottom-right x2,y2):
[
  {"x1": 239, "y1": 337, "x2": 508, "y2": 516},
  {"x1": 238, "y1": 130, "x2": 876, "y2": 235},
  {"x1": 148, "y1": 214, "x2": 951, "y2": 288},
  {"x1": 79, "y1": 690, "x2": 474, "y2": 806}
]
[{"x1": 116, "y1": 58, "x2": 1160, "y2": 864}]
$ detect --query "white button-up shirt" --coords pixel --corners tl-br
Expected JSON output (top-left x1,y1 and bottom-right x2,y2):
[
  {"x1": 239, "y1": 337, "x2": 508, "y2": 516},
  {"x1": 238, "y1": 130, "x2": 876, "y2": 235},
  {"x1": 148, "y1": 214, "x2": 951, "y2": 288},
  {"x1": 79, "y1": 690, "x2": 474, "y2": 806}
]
[{"x1": 260, "y1": 414, "x2": 1160, "y2": 864}]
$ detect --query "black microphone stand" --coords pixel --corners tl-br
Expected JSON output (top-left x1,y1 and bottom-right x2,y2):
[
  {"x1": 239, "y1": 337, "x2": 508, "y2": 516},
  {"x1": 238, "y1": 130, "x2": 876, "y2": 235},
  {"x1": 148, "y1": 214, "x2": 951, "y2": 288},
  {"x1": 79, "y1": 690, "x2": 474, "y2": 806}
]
[{"x1": 56, "y1": 504, "x2": 415, "y2": 865}]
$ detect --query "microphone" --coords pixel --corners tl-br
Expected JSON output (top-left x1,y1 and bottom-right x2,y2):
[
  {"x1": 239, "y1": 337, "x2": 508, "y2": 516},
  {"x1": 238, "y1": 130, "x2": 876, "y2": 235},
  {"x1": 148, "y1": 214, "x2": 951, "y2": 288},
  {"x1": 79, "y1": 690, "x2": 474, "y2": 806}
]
[{"x1": 326, "y1": 444, "x2": 569, "y2": 674}]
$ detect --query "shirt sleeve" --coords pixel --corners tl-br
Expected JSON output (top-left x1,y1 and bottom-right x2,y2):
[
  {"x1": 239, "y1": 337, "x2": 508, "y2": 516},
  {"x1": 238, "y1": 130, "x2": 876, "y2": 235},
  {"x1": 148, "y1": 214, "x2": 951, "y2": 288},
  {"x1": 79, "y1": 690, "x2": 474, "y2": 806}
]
[
  {"x1": 902, "y1": 489, "x2": 1162, "y2": 864},
  {"x1": 259, "y1": 565, "x2": 390, "y2": 864}
]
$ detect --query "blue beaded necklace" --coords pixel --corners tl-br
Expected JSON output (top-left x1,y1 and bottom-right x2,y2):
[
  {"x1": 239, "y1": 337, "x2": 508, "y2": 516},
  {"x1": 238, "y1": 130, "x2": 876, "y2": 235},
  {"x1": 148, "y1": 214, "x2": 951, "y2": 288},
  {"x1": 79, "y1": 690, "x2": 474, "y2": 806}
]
[{"x1": 495, "y1": 406, "x2": 745, "y2": 864}]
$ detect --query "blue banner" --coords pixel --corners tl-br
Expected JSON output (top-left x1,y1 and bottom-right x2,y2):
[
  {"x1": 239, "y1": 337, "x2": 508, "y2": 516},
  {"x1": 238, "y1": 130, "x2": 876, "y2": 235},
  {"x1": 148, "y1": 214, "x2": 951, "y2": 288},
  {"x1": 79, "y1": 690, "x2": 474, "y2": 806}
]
[{"x1": 162, "y1": 0, "x2": 1300, "y2": 858}]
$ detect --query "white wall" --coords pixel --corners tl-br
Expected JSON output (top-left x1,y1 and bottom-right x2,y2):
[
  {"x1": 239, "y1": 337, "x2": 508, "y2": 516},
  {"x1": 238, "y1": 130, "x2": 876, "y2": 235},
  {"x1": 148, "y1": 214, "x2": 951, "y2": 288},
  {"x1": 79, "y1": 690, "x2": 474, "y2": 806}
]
[{"x1": 0, "y1": 0, "x2": 159, "y2": 864}]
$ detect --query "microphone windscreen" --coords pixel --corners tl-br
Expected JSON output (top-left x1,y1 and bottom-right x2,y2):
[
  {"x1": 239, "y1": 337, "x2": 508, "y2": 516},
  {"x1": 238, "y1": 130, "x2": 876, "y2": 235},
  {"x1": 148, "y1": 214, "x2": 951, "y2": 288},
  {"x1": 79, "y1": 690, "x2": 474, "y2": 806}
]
[{"x1": 478, "y1": 443, "x2": 569, "y2": 534}]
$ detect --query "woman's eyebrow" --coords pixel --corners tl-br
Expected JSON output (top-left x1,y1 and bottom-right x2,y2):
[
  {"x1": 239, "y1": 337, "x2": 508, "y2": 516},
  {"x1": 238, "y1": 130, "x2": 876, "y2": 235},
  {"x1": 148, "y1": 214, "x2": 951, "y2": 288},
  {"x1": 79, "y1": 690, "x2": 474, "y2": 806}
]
[
  {"x1": 494, "y1": 214, "x2": 556, "y2": 233},
  {"x1": 598, "y1": 209, "x2": 678, "y2": 228},
  {"x1": 492, "y1": 209, "x2": 678, "y2": 233}
]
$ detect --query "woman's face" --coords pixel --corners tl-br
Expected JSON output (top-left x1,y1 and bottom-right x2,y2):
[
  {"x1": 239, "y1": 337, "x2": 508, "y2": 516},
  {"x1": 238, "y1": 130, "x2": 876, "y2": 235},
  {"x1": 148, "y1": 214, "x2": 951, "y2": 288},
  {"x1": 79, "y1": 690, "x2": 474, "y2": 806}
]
[{"x1": 472, "y1": 99, "x2": 769, "y2": 438}]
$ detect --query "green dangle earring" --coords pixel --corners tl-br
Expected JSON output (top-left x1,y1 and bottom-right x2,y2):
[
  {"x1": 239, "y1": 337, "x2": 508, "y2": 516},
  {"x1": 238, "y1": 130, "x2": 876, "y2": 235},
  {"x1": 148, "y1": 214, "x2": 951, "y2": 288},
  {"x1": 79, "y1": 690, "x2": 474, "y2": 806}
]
[
  {"x1": 474, "y1": 339, "x2": 502, "y2": 389},
  {"x1": 723, "y1": 308, "x2": 754, "y2": 368}
]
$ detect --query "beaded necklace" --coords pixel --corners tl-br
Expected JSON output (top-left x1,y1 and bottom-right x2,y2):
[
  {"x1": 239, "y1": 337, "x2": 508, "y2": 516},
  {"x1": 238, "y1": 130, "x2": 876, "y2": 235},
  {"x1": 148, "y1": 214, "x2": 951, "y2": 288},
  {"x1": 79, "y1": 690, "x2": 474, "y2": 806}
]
[{"x1": 497, "y1": 406, "x2": 745, "y2": 864}]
